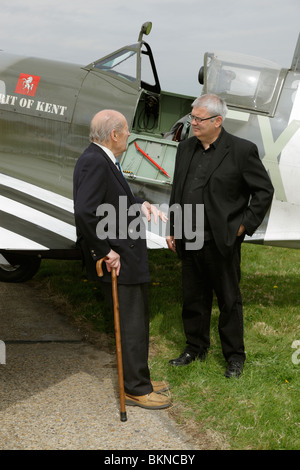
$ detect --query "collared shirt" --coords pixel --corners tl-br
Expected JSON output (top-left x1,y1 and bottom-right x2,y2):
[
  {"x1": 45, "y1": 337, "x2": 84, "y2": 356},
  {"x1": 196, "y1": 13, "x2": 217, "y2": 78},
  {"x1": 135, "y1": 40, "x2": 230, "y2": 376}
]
[
  {"x1": 93, "y1": 142, "x2": 117, "y2": 165},
  {"x1": 182, "y1": 128, "x2": 224, "y2": 242},
  {"x1": 92, "y1": 142, "x2": 135, "y2": 199}
]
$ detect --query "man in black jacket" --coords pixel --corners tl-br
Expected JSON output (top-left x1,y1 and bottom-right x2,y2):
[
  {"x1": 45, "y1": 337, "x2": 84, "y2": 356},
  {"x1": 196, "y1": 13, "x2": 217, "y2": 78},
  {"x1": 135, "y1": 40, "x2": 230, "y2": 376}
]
[
  {"x1": 73, "y1": 109, "x2": 170, "y2": 408},
  {"x1": 167, "y1": 94, "x2": 274, "y2": 377}
]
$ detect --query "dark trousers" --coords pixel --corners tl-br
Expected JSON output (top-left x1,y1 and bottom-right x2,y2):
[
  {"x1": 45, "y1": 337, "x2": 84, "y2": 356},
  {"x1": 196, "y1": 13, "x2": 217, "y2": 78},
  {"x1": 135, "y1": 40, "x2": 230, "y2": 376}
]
[
  {"x1": 101, "y1": 281, "x2": 153, "y2": 396},
  {"x1": 181, "y1": 239, "x2": 245, "y2": 363}
]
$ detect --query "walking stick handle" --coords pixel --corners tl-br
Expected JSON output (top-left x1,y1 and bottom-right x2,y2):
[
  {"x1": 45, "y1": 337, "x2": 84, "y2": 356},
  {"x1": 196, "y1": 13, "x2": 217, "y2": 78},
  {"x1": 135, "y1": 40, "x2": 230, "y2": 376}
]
[
  {"x1": 96, "y1": 257, "x2": 106, "y2": 277},
  {"x1": 96, "y1": 256, "x2": 127, "y2": 422}
]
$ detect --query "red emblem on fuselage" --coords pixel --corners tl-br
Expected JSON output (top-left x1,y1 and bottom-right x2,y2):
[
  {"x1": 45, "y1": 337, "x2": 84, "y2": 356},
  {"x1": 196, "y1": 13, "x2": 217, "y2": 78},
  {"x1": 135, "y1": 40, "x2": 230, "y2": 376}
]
[{"x1": 15, "y1": 73, "x2": 40, "y2": 96}]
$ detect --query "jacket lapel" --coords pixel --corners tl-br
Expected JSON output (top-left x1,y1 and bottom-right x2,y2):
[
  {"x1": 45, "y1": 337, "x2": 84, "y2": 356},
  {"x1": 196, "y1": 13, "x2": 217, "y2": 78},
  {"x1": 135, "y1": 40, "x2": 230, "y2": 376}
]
[
  {"x1": 93, "y1": 144, "x2": 135, "y2": 203},
  {"x1": 177, "y1": 138, "x2": 199, "y2": 198}
]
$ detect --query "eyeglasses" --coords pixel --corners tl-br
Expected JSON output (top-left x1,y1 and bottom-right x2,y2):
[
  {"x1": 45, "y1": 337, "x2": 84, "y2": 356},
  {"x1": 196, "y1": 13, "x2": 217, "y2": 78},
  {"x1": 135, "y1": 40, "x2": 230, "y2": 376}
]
[{"x1": 188, "y1": 114, "x2": 219, "y2": 123}]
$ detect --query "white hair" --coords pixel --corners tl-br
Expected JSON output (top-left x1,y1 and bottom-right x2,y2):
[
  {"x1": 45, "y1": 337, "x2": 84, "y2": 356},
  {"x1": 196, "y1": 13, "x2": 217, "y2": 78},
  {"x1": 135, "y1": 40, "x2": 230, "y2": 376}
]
[
  {"x1": 89, "y1": 110, "x2": 126, "y2": 143},
  {"x1": 192, "y1": 94, "x2": 228, "y2": 120}
]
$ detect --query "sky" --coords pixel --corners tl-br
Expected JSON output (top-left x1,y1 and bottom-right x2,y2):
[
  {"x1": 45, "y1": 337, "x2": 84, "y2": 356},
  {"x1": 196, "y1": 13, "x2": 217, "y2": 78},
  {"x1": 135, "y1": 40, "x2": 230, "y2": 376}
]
[{"x1": 1, "y1": 0, "x2": 299, "y2": 97}]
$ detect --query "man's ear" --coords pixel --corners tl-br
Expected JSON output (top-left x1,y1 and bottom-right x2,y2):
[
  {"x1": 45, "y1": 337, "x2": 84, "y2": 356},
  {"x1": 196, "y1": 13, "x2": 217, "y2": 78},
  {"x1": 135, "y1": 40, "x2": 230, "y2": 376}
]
[
  {"x1": 111, "y1": 129, "x2": 118, "y2": 142},
  {"x1": 215, "y1": 116, "x2": 223, "y2": 128}
]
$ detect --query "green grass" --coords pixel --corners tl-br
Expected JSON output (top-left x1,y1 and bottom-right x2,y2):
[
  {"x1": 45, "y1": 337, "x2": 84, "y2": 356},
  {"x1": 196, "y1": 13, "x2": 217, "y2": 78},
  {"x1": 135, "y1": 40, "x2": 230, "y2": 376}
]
[{"x1": 35, "y1": 244, "x2": 300, "y2": 450}]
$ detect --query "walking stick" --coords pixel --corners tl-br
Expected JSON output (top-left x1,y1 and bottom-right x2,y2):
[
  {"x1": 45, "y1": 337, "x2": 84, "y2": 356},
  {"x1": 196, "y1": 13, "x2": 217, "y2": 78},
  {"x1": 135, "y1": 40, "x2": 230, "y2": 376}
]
[{"x1": 96, "y1": 257, "x2": 127, "y2": 422}]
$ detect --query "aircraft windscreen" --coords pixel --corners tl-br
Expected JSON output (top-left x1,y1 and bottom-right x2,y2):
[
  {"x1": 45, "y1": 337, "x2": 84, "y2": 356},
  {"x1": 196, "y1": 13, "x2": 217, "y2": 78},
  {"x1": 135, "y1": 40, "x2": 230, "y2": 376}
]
[
  {"x1": 204, "y1": 52, "x2": 285, "y2": 115},
  {"x1": 94, "y1": 49, "x2": 137, "y2": 82}
]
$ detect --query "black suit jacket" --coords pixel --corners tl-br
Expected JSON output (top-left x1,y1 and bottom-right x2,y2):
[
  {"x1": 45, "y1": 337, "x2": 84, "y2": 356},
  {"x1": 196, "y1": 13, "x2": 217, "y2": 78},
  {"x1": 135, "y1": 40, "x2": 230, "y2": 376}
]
[
  {"x1": 73, "y1": 143, "x2": 150, "y2": 284},
  {"x1": 169, "y1": 129, "x2": 274, "y2": 258}
]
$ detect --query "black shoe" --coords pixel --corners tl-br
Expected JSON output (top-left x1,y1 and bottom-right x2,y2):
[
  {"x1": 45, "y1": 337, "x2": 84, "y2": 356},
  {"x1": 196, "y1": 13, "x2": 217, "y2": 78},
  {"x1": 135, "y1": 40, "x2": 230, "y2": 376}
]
[
  {"x1": 169, "y1": 351, "x2": 206, "y2": 367},
  {"x1": 224, "y1": 361, "x2": 243, "y2": 378}
]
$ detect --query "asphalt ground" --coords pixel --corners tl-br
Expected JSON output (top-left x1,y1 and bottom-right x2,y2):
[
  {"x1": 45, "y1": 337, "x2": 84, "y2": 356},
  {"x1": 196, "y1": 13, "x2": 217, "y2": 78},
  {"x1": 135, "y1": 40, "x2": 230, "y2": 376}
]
[{"x1": 0, "y1": 280, "x2": 201, "y2": 452}]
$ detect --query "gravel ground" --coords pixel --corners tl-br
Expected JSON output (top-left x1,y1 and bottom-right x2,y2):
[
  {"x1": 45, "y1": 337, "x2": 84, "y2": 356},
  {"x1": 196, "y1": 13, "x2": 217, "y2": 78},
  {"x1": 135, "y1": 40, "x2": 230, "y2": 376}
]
[{"x1": 0, "y1": 281, "x2": 199, "y2": 451}]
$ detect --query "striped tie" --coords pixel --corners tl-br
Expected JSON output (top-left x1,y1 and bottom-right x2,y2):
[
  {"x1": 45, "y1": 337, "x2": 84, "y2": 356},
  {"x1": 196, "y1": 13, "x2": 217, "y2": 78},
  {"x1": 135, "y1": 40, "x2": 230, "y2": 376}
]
[
  {"x1": 115, "y1": 160, "x2": 133, "y2": 195},
  {"x1": 115, "y1": 161, "x2": 124, "y2": 176}
]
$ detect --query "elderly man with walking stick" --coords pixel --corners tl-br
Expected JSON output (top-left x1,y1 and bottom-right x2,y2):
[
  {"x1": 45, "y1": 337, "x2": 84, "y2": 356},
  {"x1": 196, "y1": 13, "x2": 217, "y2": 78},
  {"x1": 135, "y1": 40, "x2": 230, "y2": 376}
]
[{"x1": 73, "y1": 110, "x2": 170, "y2": 415}]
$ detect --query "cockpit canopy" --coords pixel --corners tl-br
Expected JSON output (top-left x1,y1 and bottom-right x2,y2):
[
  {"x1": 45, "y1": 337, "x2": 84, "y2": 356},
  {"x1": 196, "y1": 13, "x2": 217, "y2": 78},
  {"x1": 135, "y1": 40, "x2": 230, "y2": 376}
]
[
  {"x1": 200, "y1": 51, "x2": 287, "y2": 116},
  {"x1": 85, "y1": 41, "x2": 160, "y2": 94}
]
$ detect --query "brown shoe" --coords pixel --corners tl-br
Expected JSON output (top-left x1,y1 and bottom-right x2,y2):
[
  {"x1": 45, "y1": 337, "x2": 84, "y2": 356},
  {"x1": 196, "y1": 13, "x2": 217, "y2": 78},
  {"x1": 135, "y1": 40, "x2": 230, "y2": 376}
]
[
  {"x1": 151, "y1": 380, "x2": 170, "y2": 393},
  {"x1": 125, "y1": 391, "x2": 171, "y2": 409}
]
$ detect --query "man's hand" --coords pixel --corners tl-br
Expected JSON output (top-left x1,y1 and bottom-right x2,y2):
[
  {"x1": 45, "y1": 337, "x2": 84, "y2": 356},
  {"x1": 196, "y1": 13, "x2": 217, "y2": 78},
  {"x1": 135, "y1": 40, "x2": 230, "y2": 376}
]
[
  {"x1": 142, "y1": 201, "x2": 168, "y2": 224},
  {"x1": 166, "y1": 235, "x2": 176, "y2": 252},
  {"x1": 237, "y1": 224, "x2": 246, "y2": 237},
  {"x1": 105, "y1": 249, "x2": 121, "y2": 276}
]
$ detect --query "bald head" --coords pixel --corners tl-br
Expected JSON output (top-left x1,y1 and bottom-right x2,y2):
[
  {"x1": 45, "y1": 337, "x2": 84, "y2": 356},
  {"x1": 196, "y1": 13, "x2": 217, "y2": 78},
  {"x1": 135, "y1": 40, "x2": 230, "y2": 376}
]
[
  {"x1": 90, "y1": 110, "x2": 127, "y2": 143},
  {"x1": 90, "y1": 110, "x2": 130, "y2": 156}
]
